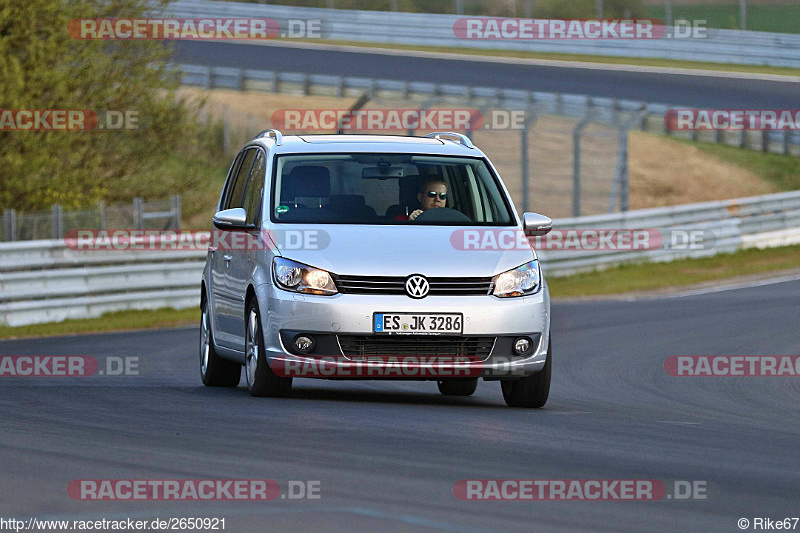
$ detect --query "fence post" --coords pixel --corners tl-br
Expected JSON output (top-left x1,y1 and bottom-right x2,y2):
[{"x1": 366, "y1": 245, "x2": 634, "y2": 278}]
[
  {"x1": 619, "y1": 131, "x2": 630, "y2": 212},
  {"x1": 739, "y1": 0, "x2": 747, "y2": 31},
  {"x1": 337, "y1": 76, "x2": 345, "y2": 98},
  {"x1": 572, "y1": 107, "x2": 594, "y2": 217},
  {"x1": 519, "y1": 106, "x2": 537, "y2": 214},
  {"x1": 3, "y1": 209, "x2": 16, "y2": 242},
  {"x1": 223, "y1": 105, "x2": 231, "y2": 153},
  {"x1": 98, "y1": 201, "x2": 106, "y2": 230},
  {"x1": 520, "y1": 126, "x2": 530, "y2": 214},
  {"x1": 133, "y1": 197, "x2": 143, "y2": 230},
  {"x1": 51, "y1": 204, "x2": 63, "y2": 240},
  {"x1": 171, "y1": 195, "x2": 182, "y2": 231}
]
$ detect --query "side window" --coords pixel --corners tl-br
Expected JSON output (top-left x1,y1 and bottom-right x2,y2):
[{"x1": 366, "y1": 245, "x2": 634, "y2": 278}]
[
  {"x1": 219, "y1": 150, "x2": 245, "y2": 211},
  {"x1": 243, "y1": 151, "x2": 266, "y2": 226},
  {"x1": 223, "y1": 149, "x2": 256, "y2": 210}
]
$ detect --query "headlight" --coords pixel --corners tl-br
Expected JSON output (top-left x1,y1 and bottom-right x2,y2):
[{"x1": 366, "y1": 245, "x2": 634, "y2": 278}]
[
  {"x1": 492, "y1": 260, "x2": 541, "y2": 298},
  {"x1": 273, "y1": 257, "x2": 338, "y2": 295}
]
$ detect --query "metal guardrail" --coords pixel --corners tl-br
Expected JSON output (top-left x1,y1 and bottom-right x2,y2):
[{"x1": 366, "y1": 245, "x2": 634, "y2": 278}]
[
  {"x1": 167, "y1": 0, "x2": 800, "y2": 68},
  {"x1": 2, "y1": 190, "x2": 800, "y2": 327}
]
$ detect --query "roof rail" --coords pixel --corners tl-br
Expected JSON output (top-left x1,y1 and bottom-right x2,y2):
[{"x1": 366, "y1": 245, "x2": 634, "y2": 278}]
[
  {"x1": 256, "y1": 129, "x2": 282, "y2": 145},
  {"x1": 424, "y1": 131, "x2": 474, "y2": 149}
]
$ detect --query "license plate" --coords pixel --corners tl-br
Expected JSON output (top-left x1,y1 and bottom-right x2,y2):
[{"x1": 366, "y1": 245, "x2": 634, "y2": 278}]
[{"x1": 373, "y1": 313, "x2": 463, "y2": 335}]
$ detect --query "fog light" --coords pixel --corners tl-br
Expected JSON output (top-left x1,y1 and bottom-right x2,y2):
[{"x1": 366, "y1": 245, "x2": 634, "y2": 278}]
[
  {"x1": 513, "y1": 337, "x2": 532, "y2": 355},
  {"x1": 292, "y1": 334, "x2": 315, "y2": 354}
]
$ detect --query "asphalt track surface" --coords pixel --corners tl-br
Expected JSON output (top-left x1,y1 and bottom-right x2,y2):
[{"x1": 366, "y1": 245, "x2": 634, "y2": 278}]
[
  {"x1": 172, "y1": 41, "x2": 800, "y2": 108},
  {"x1": 1, "y1": 279, "x2": 799, "y2": 532}
]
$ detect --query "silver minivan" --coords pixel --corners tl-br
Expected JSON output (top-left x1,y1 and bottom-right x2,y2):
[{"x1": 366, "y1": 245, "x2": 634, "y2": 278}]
[{"x1": 200, "y1": 131, "x2": 553, "y2": 407}]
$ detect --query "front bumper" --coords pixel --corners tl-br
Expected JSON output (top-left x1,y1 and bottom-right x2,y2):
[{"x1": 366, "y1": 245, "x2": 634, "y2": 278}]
[{"x1": 257, "y1": 285, "x2": 550, "y2": 378}]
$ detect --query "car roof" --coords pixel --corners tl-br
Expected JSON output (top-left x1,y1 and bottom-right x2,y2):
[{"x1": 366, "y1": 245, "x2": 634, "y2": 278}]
[{"x1": 246, "y1": 133, "x2": 486, "y2": 157}]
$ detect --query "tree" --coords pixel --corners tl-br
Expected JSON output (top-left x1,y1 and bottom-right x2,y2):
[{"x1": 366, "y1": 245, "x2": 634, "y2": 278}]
[{"x1": 0, "y1": 0, "x2": 196, "y2": 210}]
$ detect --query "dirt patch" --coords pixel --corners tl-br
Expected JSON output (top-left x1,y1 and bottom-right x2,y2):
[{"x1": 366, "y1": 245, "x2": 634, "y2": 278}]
[{"x1": 628, "y1": 131, "x2": 778, "y2": 209}]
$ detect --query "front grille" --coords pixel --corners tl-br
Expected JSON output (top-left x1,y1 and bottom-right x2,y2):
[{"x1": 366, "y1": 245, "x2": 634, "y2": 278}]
[
  {"x1": 334, "y1": 275, "x2": 494, "y2": 296},
  {"x1": 337, "y1": 335, "x2": 495, "y2": 358}
]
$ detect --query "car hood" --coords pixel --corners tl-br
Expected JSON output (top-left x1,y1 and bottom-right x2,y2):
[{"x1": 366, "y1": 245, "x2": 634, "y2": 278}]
[{"x1": 269, "y1": 224, "x2": 535, "y2": 277}]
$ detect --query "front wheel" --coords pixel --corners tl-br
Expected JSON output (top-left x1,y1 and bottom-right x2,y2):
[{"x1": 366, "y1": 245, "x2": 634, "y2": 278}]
[
  {"x1": 199, "y1": 297, "x2": 241, "y2": 387},
  {"x1": 501, "y1": 338, "x2": 551, "y2": 408},
  {"x1": 437, "y1": 379, "x2": 478, "y2": 396},
  {"x1": 245, "y1": 300, "x2": 292, "y2": 397}
]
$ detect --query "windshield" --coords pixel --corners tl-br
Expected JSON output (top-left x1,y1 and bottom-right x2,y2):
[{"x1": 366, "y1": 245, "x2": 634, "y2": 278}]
[{"x1": 270, "y1": 153, "x2": 515, "y2": 225}]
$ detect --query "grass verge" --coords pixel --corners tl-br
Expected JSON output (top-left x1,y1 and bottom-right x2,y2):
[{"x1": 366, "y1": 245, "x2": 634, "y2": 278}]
[
  {"x1": 0, "y1": 307, "x2": 199, "y2": 340},
  {"x1": 547, "y1": 244, "x2": 800, "y2": 298},
  {"x1": 286, "y1": 38, "x2": 800, "y2": 78}
]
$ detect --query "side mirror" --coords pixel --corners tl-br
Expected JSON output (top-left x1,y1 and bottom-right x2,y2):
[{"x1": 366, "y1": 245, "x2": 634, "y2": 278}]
[
  {"x1": 213, "y1": 208, "x2": 248, "y2": 230},
  {"x1": 522, "y1": 212, "x2": 552, "y2": 236}
]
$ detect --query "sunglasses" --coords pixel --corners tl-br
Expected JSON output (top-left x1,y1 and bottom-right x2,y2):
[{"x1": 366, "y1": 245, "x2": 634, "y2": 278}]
[{"x1": 424, "y1": 191, "x2": 447, "y2": 200}]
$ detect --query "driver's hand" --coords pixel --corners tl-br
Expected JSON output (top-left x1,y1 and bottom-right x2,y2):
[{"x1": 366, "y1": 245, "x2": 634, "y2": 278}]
[{"x1": 408, "y1": 209, "x2": 423, "y2": 221}]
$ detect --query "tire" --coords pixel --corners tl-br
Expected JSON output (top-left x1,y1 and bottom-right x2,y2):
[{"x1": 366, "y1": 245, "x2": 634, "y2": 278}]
[
  {"x1": 501, "y1": 337, "x2": 551, "y2": 408},
  {"x1": 437, "y1": 378, "x2": 478, "y2": 396},
  {"x1": 244, "y1": 299, "x2": 292, "y2": 397},
  {"x1": 200, "y1": 297, "x2": 241, "y2": 387}
]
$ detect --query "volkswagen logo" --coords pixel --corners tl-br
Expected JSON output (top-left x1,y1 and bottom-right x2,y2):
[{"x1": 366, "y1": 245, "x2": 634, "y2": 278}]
[{"x1": 405, "y1": 275, "x2": 430, "y2": 299}]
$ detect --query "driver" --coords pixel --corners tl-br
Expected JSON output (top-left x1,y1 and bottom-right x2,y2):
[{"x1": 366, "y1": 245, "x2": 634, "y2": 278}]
[{"x1": 408, "y1": 180, "x2": 447, "y2": 221}]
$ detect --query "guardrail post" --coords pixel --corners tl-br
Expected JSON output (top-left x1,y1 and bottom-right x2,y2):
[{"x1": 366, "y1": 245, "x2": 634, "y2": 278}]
[
  {"x1": 740, "y1": 130, "x2": 747, "y2": 149},
  {"x1": 133, "y1": 197, "x2": 143, "y2": 230},
  {"x1": 205, "y1": 66, "x2": 212, "y2": 89},
  {"x1": 782, "y1": 131, "x2": 790, "y2": 155},
  {"x1": 171, "y1": 195, "x2": 182, "y2": 231},
  {"x1": 301, "y1": 73, "x2": 310, "y2": 96},
  {"x1": 237, "y1": 68, "x2": 245, "y2": 91},
  {"x1": 454, "y1": 0, "x2": 464, "y2": 15},
  {"x1": 761, "y1": 130, "x2": 769, "y2": 153},
  {"x1": 3, "y1": 209, "x2": 16, "y2": 242},
  {"x1": 51, "y1": 204, "x2": 63, "y2": 240}
]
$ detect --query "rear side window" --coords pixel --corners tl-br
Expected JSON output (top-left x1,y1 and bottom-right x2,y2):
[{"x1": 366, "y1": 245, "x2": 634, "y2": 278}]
[{"x1": 223, "y1": 149, "x2": 257, "y2": 210}]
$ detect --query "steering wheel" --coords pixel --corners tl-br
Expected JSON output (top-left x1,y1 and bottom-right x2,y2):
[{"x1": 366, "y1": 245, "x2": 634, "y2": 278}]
[{"x1": 413, "y1": 207, "x2": 472, "y2": 223}]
